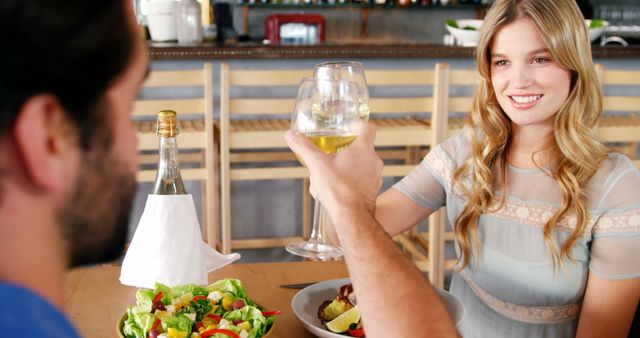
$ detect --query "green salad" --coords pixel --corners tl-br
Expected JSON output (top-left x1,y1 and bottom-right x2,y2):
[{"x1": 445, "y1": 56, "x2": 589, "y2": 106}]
[{"x1": 122, "y1": 279, "x2": 278, "y2": 338}]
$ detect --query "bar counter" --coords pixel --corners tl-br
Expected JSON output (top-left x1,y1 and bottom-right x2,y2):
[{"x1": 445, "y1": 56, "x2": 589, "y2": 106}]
[{"x1": 148, "y1": 42, "x2": 640, "y2": 60}]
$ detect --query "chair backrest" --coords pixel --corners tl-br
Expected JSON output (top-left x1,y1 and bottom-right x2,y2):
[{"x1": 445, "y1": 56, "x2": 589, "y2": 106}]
[
  {"x1": 219, "y1": 63, "x2": 311, "y2": 254},
  {"x1": 218, "y1": 63, "x2": 449, "y2": 256},
  {"x1": 133, "y1": 64, "x2": 217, "y2": 246},
  {"x1": 443, "y1": 66, "x2": 481, "y2": 138},
  {"x1": 595, "y1": 63, "x2": 640, "y2": 168}
]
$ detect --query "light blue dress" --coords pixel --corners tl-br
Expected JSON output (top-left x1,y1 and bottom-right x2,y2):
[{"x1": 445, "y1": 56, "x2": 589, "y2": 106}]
[{"x1": 394, "y1": 131, "x2": 640, "y2": 337}]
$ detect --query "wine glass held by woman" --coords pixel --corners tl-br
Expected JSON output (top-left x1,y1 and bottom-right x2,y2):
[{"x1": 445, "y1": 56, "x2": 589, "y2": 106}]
[
  {"x1": 372, "y1": 0, "x2": 640, "y2": 337},
  {"x1": 313, "y1": 61, "x2": 371, "y2": 119}
]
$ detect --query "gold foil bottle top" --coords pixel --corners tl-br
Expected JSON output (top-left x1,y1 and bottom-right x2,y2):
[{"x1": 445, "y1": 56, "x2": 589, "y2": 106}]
[{"x1": 156, "y1": 110, "x2": 179, "y2": 137}]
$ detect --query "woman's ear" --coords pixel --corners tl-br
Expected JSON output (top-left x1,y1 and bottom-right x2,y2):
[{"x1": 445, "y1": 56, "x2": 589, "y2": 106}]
[{"x1": 12, "y1": 94, "x2": 80, "y2": 193}]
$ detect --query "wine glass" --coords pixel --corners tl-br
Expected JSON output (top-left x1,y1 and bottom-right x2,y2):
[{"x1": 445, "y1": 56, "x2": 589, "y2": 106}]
[
  {"x1": 286, "y1": 77, "x2": 363, "y2": 260},
  {"x1": 313, "y1": 61, "x2": 370, "y2": 120}
]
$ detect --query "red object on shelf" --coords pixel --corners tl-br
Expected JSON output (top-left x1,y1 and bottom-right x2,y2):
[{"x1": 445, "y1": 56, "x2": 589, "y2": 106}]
[{"x1": 265, "y1": 14, "x2": 325, "y2": 44}]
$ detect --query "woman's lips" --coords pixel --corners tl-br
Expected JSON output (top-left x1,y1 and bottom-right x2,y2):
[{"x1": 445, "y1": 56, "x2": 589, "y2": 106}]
[{"x1": 509, "y1": 94, "x2": 543, "y2": 109}]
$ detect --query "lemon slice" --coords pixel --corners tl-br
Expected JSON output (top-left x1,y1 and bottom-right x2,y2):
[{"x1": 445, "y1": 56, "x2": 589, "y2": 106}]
[{"x1": 325, "y1": 305, "x2": 360, "y2": 333}]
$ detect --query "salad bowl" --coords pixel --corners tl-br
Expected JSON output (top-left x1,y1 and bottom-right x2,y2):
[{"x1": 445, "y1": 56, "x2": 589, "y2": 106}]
[
  {"x1": 117, "y1": 315, "x2": 274, "y2": 338},
  {"x1": 291, "y1": 278, "x2": 465, "y2": 338},
  {"x1": 117, "y1": 279, "x2": 276, "y2": 338}
]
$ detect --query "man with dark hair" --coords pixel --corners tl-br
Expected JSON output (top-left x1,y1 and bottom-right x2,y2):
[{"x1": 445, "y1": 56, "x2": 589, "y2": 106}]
[{"x1": 0, "y1": 0, "x2": 148, "y2": 335}]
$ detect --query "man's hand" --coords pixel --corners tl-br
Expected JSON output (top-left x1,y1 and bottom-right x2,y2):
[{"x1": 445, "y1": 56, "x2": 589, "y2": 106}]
[{"x1": 285, "y1": 121, "x2": 383, "y2": 227}]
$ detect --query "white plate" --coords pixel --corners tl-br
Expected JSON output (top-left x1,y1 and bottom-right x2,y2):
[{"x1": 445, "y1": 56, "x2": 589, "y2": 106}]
[{"x1": 291, "y1": 278, "x2": 465, "y2": 338}]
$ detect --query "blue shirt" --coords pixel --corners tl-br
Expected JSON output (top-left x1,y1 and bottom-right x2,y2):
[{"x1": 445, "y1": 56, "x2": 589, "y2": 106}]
[{"x1": 0, "y1": 282, "x2": 81, "y2": 337}]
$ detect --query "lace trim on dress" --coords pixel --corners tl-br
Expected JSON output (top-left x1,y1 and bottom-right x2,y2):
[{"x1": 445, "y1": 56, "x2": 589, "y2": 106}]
[
  {"x1": 425, "y1": 149, "x2": 639, "y2": 235},
  {"x1": 460, "y1": 271, "x2": 581, "y2": 324},
  {"x1": 484, "y1": 199, "x2": 595, "y2": 233},
  {"x1": 592, "y1": 208, "x2": 640, "y2": 235}
]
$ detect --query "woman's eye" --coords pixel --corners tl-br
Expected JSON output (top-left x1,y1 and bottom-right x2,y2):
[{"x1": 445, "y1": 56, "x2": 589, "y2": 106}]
[
  {"x1": 532, "y1": 57, "x2": 550, "y2": 64},
  {"x1": 494, "y1": 60, "x2": 509, "y2": 66}
]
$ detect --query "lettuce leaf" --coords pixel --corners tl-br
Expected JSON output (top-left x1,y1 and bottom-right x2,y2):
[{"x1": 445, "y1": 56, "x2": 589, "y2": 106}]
[
  {"x1": 223, "y1": 306, "x2": 269, "y2": 338},
  {"x1": 589, "y1": 19, "x2": 604, "y2": 29},
  {"x1": 171, "y1": 284, "x2": 209, "y2": 298},
  {"x1": 161, "y1": 314, "x2": 193, "y2": 333},
  {"x1": 123, "y1": 307, "x2": 155, "y2": 338},
  {"x1": 207, "y1": 279, "x2": 255, "y2": 305}
]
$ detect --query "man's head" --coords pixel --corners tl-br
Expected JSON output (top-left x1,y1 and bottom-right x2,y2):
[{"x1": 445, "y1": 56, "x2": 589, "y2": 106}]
[{"x1": 0, "y1": 0, "x2": 148, "y2": 266}]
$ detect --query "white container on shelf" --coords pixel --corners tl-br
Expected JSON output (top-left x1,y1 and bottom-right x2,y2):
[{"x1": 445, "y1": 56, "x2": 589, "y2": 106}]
[
  {"x1": 177, "y1": 0, "x2": 203, "y2": 44},
  {"x1": 147, "y1": 0, "x2": 178, "y2": 42}
]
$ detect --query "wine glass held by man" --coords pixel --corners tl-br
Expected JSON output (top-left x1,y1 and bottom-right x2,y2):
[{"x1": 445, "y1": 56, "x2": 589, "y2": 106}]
[
  {"x1": 0, "y1": 0, "x2": 149, "y2": 336},
  {"x1": 286, "y1": 77, "x2": 365, "y2": 260},
  {"x1": 371, "y1": 0, "x2": 639, "y2": 337}
]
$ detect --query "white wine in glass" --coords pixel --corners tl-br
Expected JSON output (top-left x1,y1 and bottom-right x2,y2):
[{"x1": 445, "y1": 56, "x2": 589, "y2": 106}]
[{"x1": 286, "y1": 77, "x2": 363, "y2": 260}]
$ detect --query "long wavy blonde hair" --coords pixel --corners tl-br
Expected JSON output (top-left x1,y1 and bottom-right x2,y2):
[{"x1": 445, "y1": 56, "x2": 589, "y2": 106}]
[{"x1": 453, "y1": 0, "x2": 607, "y2": 269}]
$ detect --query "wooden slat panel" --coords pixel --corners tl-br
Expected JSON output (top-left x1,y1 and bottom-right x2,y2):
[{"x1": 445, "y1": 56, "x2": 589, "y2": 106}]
[
  {"x1": 370, "y1": 97, "x2": 434, "y2": 114},
  {"x1": 603, "y1": 97, "x2": 640, "y2": 111},
  {"x1": 230, "y1": 167, "x2": 309, "y2": 180},
  {"x1": 143, "y1": 70, "x2": 204, "y2": 87},
  {"x1": 597, "y1": 126, "x2": 640, "y2": 142},
  {"x1": 230, "y1": 99, "x2": 296, "y2": 115},
  {"x1": 229, "y1": 130, "x2": 288, "y2": 149},
  {"x1": 230, "y1": 70, "x2": 310, "y2": 86},
  {"x1": 449, "y1": 97, "x2": 473, "y2": 112},
  {"x1": 366, "y1": 70, "x2": 436, "y2": 86},
  {"x1": 231, "y1": 236, "x2": 305, "y2": 249},
  {"x1": 133, "y1": 99, "x2": 205, "y2": 116},
  {"x1": 450, "y1": 69, "x2": 481, "y2": 85},
  {"x1": 375, "y1": 129, "x2": 432, "y2": 146},
  {"x1": 602, "y1": 70, "x2": 640, "y2": 85}
]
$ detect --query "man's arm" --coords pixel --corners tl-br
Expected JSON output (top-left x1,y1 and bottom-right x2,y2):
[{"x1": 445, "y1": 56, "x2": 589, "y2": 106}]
[{"x1": 285, "y1": 122, "x2": 459, "y2": 338}]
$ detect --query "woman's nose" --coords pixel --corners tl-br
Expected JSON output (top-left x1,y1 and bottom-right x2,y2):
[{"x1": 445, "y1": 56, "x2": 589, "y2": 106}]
[{"x1": 511, "y1": 64, "x2": 534, "y2": 88}]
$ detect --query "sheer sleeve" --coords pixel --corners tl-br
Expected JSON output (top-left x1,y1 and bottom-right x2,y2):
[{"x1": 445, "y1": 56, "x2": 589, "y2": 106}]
[
  {"x1": 589, "y1": 155, "x2": 640, "y2": 280},
  {"x1": 393, "y1": 132, "x2": 466, "y2": 210}
]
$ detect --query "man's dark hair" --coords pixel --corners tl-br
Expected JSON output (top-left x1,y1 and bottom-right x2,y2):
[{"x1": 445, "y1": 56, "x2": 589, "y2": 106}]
[{"x1": 0, "y1": 0, "x2": 134, "y2": 149}]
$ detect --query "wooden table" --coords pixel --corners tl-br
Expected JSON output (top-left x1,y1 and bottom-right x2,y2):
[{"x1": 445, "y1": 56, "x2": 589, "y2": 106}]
[{"x1": 65, "y1": 261, "x2": 348, "y2": 338}]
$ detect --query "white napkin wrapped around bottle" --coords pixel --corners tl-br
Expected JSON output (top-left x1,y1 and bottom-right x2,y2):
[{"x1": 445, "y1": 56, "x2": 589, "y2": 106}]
[{"x1": 120, "y1": 194, "x2": 240, "y2": 288}]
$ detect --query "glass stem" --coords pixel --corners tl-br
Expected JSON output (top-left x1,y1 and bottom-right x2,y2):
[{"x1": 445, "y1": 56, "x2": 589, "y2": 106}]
[{"x1": 309, "y1": 199, "x2": 326, "y2": 244}]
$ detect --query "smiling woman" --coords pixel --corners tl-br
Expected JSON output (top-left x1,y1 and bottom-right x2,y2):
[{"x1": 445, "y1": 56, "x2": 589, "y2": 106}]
[{"x1": 371, "y1": 0, "x2": 640, "y2": 337}]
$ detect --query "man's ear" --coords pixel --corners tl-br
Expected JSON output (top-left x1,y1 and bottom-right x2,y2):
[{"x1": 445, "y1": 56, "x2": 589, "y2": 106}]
[{"x1": 13, "y1": 94, "x2": 79, "y2": 193}]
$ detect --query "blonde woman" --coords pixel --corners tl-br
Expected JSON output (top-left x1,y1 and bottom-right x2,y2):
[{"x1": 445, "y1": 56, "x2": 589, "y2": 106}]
[{"x1": 371, "y1": 0, "x2": 640, "y2": 337}]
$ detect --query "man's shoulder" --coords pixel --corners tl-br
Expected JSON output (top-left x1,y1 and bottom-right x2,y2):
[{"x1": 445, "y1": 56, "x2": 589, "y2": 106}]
[{"x1": 0, "y1": 283, "x2": 81, "y2": 337}]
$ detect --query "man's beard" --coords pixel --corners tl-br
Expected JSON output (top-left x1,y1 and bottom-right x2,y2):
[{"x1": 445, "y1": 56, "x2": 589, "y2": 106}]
[{"x1": 57, "y1": 146, "x2": 136, "y2": 267}]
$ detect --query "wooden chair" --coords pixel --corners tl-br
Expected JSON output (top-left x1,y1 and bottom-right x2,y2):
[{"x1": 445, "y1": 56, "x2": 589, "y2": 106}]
[
  {"x1": 133, "y1": 64, "x2": 217, "y2": 247},
  {"x1": 595, "y1": 64, "x2": 640, "y2": 168},
  {"x1": 219, "y1": 63, "x2": 450, "y2": 275},
  {"x1": 219, "y1": 64, "x2": 312, "y2": 254},
  {"x1": 392, "y1": 63, "x2": 481, "y2": 288}
]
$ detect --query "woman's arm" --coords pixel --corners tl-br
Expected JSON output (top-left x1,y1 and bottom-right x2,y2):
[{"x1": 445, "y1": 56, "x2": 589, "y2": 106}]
[
  {"x1": 576, "y1": 272, "x2": 640, "y2": 337},
  {"x1": 375, "y1": 188, "x2": 434, "y2": 237}
]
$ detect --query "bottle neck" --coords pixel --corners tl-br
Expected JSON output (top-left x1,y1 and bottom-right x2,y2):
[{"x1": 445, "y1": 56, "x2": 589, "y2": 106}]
[{"x1": 152, "y1": 136, "x2": 187, "y2": 195}]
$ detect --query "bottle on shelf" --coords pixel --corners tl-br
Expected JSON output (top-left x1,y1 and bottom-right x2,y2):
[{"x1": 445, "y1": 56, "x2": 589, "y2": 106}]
[
  {"x1": 153, "y1": 110, "x2": 187, "y2": 195},
  {"x1": 177, "y1": 0, "x2": 204, "y2": 44}
]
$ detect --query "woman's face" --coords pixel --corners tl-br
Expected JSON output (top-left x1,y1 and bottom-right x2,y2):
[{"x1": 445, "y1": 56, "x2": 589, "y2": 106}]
[{"x1": 490, "y1": 17, "x2": 572, "y2": 133}]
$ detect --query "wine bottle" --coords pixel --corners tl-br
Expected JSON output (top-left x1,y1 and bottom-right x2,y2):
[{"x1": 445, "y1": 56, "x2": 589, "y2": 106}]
[{"x1": 152, "y1": 110, "x2": 187, "y2": 195}]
